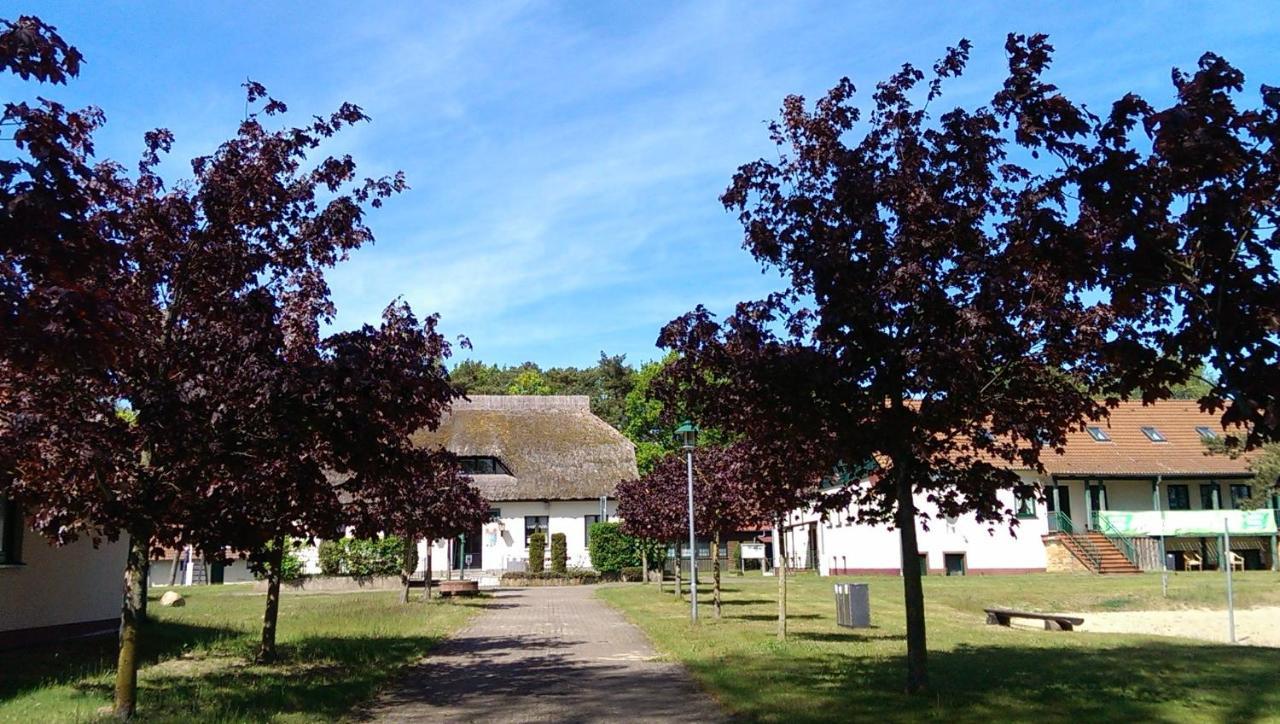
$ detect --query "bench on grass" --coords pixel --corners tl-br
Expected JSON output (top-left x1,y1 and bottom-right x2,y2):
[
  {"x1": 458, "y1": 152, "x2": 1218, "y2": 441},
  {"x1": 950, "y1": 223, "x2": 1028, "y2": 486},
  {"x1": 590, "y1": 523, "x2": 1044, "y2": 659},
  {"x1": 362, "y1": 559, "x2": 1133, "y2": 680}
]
[{"x1": 984, "y1": 608, "x2": 1084, "y2": 631}]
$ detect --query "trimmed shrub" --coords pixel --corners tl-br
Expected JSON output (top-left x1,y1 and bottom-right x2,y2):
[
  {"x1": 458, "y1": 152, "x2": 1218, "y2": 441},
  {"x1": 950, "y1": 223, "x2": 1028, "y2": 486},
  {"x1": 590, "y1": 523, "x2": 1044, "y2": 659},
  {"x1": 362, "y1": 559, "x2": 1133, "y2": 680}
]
[
  {"x1": 500, "y1": 568, "x2": 600, "y2": 586},
  {"x1": 550, "y1": 533, "x2": 567, "y2": 574},
  {"x1": 528, "y1": 531, "x2": 546, "y2": 573},
  {"x1": 317, "y1": 539, "x2": 343, "y2": 576},
  {"x1": 729, "y1": 540, "x2": 742, "y2": 576},
  {"x1": 587, "y1": 521, "x2": 641, "y2": 574},
  {"x1": 620, "y1": 566, "x2": 643, "y2": 582}
]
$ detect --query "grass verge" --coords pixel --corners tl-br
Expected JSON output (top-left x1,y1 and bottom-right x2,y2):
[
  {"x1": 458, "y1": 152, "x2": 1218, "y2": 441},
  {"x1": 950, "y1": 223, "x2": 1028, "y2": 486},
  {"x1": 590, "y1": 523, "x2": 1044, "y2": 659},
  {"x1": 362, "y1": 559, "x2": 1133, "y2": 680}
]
[
  {"x1": 0, "y1": 585, "x2": 482, "y2": 723},
  {"x1": 598, "y1": 572, "x2": 1280, "y2": 723}
]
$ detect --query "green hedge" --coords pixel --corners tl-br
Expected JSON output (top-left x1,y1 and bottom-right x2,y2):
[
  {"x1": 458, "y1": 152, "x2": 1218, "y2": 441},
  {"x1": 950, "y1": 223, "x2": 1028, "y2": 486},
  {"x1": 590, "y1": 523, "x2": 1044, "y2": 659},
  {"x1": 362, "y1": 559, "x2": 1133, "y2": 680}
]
[
  {"x1": 587, "y1": 522, "x2": 642, "y2": 574},
  {"x1": 315, "y1": 536, "x2": 413, "y2": 577},
  {"x1": 251, "y1": 538, "x2": 304, "y2": 582},
  {"x1": 528, "y1": 531, "x2": 547, "y2": 574},
  {"x1": 550, "y1": 533, "x2": 567, "y2": 574}
]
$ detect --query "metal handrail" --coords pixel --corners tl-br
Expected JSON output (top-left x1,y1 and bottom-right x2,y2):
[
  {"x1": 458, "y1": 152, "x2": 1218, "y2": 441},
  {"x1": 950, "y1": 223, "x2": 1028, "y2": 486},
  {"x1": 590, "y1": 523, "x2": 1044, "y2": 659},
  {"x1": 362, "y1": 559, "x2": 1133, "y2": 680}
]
[
  {"x1": 1096, "y1": 514, "x2": 1140, "y2": 568},
  {"x1": 1052, "y1": 511, "x2": 1102, "y2": 570}
]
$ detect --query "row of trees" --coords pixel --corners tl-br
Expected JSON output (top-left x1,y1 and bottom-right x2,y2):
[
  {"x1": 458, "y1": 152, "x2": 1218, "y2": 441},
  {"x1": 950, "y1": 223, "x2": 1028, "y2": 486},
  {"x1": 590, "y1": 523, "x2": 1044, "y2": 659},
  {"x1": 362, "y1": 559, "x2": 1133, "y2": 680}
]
[
  {"x1": 0, "y1": 16, "x2": 490, "y2": 718},
  {"x1": 638, "y1": 34, "x2": 1278, "y2": 695}
]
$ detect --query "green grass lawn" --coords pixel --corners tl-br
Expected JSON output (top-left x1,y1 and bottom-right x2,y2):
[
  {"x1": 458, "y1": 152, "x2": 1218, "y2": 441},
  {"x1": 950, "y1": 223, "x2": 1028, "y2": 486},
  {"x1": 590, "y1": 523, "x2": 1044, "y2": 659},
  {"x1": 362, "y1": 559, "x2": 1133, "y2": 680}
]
[
  {"x1": 598, "y1": 571, "x2": 1280, "y2": 723},
  {"x1": 0, "y1": 585, "x2": 483, "y2": 723}
]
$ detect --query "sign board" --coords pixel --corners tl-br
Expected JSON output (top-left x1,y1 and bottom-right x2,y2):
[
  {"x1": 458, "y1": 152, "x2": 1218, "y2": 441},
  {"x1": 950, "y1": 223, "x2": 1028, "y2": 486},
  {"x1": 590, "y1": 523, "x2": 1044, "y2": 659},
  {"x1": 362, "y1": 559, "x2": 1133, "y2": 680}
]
[
  {"x1": 741, "y1": 542, "x2": 767, "y2": 560},
  {"x1": 1097, "y1": 509, "x2": 1278, "y2": 537}
]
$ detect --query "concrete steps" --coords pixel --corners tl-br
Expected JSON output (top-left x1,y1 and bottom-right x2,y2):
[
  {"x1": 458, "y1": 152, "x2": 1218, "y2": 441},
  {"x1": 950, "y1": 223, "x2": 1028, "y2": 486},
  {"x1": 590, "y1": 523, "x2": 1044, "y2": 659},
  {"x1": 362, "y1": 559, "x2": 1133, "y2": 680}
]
[{"x1": 1058, "y1": 532, "x2": 1142, "y2": 574}]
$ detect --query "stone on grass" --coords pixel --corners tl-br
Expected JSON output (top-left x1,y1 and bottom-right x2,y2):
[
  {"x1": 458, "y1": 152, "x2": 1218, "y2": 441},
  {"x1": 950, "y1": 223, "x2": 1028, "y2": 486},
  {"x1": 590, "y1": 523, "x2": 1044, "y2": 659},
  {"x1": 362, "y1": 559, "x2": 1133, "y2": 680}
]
[{"x1": 159, "y1": 590, "x2": 186, "y2": 607}]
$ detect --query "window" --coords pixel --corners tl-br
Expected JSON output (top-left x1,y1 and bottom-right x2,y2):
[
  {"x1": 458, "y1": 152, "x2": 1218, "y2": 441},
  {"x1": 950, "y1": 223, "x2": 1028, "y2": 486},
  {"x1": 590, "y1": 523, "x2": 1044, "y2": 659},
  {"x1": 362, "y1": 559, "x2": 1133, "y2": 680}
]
[
  {"x1": 0, "y1": 496, "x2": 22, "y2": 565},
  {"x1": 1086, "y1": 426, "x2": 1111, "y2": 442},
  {"x1": 488, "y1": 508, "x2": 502, "y2": 521},
  {"x1": 1014, "y1": 486, "x2": 1038, "y2": 519},
  {"x1": 1195, "y1": 426, "x2": 1218, "y2": 441},
  {"x1": 944, "y1": 553, "x2": 966, "y2": 576},
  {"x1": 1200, "y1": 483, "x2": 1221, "y2": 510},
  {"x1": 524, "y1": 515, "x2": 548, "y2": 545},
  {"x1": 1167, "y1": 484, "x2": 1190, "y2": 511},
  {"x1": 1141, "y1": 426, "x2": 1167, "y2": 443},
  {"x1": 458, "y1": 456, "x2": 512, "y2": 475},
  {"x1": 975, "y1": 428, "x2": 995, "y2": 445},
  {"x1": 1230, "y1": 484, "x2": 1253, "y2": 509},
  {"x1": 584, "y1": 514, "x2": 600, "y2": 547}
]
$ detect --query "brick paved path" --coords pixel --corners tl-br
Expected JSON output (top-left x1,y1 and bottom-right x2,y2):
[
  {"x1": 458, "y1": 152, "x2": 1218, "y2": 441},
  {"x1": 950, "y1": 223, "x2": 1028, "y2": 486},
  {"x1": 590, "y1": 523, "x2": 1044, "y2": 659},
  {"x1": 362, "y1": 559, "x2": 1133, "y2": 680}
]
[{"x1": 362, "y1": 586, "x2": 727, "y2": 723}]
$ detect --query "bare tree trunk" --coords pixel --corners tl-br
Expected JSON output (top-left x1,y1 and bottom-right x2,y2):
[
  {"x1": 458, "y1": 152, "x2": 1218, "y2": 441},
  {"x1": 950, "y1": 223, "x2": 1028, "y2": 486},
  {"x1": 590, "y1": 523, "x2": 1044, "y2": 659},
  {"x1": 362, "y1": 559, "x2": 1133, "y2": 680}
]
[
  {"x1": 674, "y1": 542, "x2": 682, "y2": 600},
  {"x1": 713, "y1": 531, "x2": 722, "y2": 619},
  {"x1": 896, "y1": 468, "x2": 928, "y2": 694},
  {"x1": 167, "y1": 546, "x2": 182, "y2": 586},
  {"x1": 135, "y1": 550, "x2": 149, "y2": 623},
  {"x1": 113, "y1": 533, "x2": 149, "y2": 718},
  {"x1": 641, "y1": 547, "x2": 649, "y2": 585},
  {"x1": 256, "y1": 535, "x2": 286, "y2": 664},
  {"x1": 400, "y1": 538, "x2": 413, "y2": 604},
  {"x1": 776, "y1": 519, "x2": 787, "y2": 641},
  {"x1": 423, "y1": 540, "x2": 433, "y2": 602}
]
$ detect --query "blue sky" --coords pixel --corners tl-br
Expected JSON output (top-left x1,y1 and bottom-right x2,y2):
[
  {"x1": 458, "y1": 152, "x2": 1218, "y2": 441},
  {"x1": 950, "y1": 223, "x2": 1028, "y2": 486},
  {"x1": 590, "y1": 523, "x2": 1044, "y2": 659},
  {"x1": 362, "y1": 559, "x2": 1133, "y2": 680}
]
[{"x1": 12, "y1": 2, "x2": 1280, "y2": 367}]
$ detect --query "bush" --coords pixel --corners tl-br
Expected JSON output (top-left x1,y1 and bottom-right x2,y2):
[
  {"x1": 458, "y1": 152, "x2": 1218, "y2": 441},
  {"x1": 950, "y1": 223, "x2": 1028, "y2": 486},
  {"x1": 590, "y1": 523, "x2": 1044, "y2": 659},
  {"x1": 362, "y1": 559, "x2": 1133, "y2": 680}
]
[
  {"x1": 252, "y1": 538, "x2": 305, "y2": 581},
  {"x1": 318, "y1": 539, "x2": 343, "y2": 576},
  {"x1": 620, "y1": 566, "x2": 643, "y2": 582},
  {"x1": 315, "y1": 536, "x2": 411, "y2": 577},
  {"x1": 729, "y1": 540, "x2": 742, "y2": 576},
  {"x1": 528, "y1": 531, "x2": 546, "y2": 574},
  {"x1": 500, "y1": 568, "x2": 600, "y2": 585},
  {"x1": 550, "y1": 533, "x2": 567, "y2": 575},
  {"x1": 588, "y1": 521, "x2": 641, "y2": 574}
]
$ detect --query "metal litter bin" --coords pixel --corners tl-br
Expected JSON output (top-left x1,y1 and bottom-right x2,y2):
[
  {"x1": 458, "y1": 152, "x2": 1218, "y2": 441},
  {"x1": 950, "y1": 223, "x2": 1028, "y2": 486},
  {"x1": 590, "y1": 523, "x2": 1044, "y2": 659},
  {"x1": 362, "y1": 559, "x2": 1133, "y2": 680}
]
[{"x1": 834, "y1": 583, "x2": 870, "y2": 628}]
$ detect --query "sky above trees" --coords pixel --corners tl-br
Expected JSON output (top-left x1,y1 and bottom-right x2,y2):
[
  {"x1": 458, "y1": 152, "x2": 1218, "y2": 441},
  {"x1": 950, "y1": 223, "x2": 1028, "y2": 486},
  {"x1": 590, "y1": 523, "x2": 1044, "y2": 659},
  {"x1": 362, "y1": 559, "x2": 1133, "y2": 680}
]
[{"x1": 9, "y1": 1, "x2": 1277, "y2": 367}]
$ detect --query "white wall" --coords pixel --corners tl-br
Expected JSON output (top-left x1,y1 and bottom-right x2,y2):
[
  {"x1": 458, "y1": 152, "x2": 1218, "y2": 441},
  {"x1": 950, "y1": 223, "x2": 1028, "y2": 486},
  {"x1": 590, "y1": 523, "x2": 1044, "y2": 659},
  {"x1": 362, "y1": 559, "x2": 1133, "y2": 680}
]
[
  {"x1": 1, "y1": 527, "x2": 128, "y2": 634},
  {"x1": 148, "y1": 556, "x2": 256, "y2": 585},
  {"x1": 421, "y1": 498, "x2": 618, "y2": 573},
  {"x1": 785, "y1": 475, "x2": 1050, "y2": 575}
]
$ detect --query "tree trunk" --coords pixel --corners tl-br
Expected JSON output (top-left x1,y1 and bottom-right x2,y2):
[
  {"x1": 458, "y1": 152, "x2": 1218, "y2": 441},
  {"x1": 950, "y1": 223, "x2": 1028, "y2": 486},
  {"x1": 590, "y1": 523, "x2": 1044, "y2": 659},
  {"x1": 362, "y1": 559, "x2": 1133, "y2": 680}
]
[
  {"x1": 113, "y1": 533, "x2": 149, "y2": 718},
  {"x1": 713, "y1": 531, "x2": 722, "y2": 619},
  {"x1": 400, "y1": 538, "x2": 413, "y2": 604},
  {"x1": 896, "y1": 468, "x2": 928, "y2": 694},
  {"x1": 167, "y1": 546, "x2": 182, "y2": 586},
  {"x1": 674, "y1": 543, "x2": 682, "y2": 600},
  {"x1": 423, "y1": 540, "x2": 433, "y2": 602},
  {"x1": 641, "y1": 547, "x2": 649, "y2": 585},
  {"x1": 135, "y1": 551, "x2": 149, "y2": 623},
  {"x1": 776, "y1": 521, "x2": 787, "y2": 641},
  {"x1": 256, "y1": 535, "x2": 286, "y2": 664}
]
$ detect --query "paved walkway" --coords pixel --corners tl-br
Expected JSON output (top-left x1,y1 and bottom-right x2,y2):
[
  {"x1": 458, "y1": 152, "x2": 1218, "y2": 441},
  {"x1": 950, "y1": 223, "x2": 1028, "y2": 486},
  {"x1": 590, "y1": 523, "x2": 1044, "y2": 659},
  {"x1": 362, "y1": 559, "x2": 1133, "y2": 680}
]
[{"x1": 362, "y1": 586, "x2": 727, "y2": 723}]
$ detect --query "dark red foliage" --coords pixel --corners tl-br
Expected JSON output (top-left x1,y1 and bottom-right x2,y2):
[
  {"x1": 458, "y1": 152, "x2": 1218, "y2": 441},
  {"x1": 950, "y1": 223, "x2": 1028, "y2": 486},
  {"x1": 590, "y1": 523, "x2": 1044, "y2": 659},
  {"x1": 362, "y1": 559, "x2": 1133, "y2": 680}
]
[{"x1": 655, "y1": 37, "x2": 1127, "y2": 692}]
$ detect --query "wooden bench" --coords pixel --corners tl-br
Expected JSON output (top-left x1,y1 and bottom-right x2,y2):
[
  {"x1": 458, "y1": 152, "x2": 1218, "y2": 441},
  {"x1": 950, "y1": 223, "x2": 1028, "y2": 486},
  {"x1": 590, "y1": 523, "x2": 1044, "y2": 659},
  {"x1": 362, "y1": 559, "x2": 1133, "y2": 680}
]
[
  {"x1": 437, "y1": 580, "x2": 479, "y2": 598},
  {"x1": 984, "y1": 608, "x2": 1084, "y2": 631}
]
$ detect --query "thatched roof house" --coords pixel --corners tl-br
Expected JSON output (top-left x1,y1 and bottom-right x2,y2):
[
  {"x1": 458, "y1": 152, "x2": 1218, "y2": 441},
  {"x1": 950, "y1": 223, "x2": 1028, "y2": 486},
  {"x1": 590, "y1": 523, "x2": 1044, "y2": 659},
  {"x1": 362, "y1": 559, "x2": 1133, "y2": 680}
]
[{"x1": 411, "y1": 395, "x2": 638, "y2": 501}]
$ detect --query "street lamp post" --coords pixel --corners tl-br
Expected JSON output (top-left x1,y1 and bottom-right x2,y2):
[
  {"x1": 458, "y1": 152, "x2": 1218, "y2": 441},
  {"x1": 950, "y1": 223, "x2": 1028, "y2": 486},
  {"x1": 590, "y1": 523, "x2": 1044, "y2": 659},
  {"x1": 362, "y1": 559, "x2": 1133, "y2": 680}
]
[{"x1": 676, "y1": 421, "x2": 698, "y2": 622}]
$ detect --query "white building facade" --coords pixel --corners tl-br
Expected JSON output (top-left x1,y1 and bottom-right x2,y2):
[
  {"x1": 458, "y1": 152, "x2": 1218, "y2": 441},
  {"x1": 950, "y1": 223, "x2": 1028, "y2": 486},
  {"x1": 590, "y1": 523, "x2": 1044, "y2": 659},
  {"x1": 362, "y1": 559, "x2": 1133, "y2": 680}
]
[{"x1": 1, "y1": 496, "x2": 129, "y2": 648}]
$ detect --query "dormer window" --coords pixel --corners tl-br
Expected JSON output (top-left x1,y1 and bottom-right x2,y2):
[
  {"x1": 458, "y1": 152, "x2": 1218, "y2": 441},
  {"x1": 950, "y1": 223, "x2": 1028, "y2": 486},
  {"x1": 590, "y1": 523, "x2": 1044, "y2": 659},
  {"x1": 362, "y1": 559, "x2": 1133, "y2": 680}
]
[
  {"x1": 1141, "y1": 426, "x2": 1167, "y2": 443},
  {"x1": 1195, "y1": 426, "x2": 1218, "y2": 441},
  {"x1": 1086, "y1": 426, "x2": 1111, "y2": 442},
  {"x1": 458, "y1": 456, "x2": 512, "y2": 475}
]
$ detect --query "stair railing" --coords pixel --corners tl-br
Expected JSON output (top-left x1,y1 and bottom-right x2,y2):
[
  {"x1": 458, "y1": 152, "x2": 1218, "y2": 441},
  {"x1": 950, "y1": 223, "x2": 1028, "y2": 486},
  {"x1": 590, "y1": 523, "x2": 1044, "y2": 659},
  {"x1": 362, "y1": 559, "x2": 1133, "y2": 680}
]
[
  {"x1": 1052, "y1": 511, "x2": 1101, "y2": 571},
  {"x1": 1096, "y1": 514, "x2": 1140, "y2": 569}
]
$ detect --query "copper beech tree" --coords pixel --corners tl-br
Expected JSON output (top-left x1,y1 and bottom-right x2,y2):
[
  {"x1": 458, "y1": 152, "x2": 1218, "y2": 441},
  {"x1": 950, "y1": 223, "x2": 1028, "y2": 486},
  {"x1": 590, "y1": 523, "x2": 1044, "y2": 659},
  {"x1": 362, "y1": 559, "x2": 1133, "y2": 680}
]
[
  {"x1": 0, "y1": 15, "x2": 470, "y2": 716},
  {"x1": 656, "y1": 38, "x2": 1121, "y2": 693}
]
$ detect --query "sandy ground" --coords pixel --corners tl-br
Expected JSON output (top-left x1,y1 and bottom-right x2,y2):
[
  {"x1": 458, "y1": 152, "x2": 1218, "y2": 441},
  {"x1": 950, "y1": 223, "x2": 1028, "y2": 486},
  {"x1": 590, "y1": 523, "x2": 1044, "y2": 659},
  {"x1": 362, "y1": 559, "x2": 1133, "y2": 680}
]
[{"x1": 1022, "y1": 607, "x2": 1280, "y2": 648}]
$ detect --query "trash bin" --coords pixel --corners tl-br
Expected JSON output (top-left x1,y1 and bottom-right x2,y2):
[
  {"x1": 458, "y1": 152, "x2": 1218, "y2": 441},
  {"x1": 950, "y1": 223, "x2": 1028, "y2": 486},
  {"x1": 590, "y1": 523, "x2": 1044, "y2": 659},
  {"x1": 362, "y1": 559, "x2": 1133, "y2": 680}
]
[
  {"x1": 834, "y1": 583, "x2": 870, "y2": 628},
  {"x1": 1165, "y1": 553, "x2": 1177, "y2": 571}
]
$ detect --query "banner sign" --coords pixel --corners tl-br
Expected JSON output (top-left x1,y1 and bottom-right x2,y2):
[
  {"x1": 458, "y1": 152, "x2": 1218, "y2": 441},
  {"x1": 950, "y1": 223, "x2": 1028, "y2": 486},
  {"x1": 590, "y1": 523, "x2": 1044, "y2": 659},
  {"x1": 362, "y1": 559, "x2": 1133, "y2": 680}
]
[
  {"x1": 740, "y1": 542, "x2": 767, "y2": 559},
  {"x1": 1098, "y1": 509, "x2": 1278, "y2": 537}
]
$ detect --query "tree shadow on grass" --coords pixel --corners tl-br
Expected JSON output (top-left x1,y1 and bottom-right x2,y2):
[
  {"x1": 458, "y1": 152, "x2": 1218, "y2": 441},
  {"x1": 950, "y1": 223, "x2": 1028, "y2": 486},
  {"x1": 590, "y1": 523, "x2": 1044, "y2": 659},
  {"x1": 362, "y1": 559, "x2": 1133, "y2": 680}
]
[
  {"x1": 716, "y1": 598, "x2": 775, "y2": 606},
  {"x1": 790, "y1": 630, "x2": 905, "y2": 643},
  {"x1": 693, "y1": 639, "x2": 1280, "y2": 723},
  {"x1": 732, "y1": 613, "x2": 822, "y2": 622},
  {"x1": 0, "y1": 619, "x2": 242, "y2": 703}
]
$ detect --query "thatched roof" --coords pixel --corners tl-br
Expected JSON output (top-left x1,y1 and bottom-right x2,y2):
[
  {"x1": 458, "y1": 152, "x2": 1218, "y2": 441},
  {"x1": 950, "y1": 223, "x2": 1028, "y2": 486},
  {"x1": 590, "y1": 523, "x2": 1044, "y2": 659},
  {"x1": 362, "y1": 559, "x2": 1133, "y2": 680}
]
[{"x1": 411, "y1": 395, "x2": 638, "y2": 501}]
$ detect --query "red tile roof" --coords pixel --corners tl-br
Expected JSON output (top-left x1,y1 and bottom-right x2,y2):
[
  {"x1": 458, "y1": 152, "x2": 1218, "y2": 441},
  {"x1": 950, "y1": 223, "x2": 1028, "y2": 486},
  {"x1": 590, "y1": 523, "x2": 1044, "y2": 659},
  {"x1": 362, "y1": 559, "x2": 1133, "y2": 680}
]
[{"x1": 1042, "y1": 401, "x2": 1253, "y2": 478}]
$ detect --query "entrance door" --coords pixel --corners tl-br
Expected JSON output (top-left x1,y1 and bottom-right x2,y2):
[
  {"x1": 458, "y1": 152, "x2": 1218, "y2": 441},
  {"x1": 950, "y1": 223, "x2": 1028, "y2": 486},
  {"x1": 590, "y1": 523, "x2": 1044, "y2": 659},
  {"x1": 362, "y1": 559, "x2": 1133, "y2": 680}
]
[
  {"x1": 1088, "y1": 483, "x2": 1108, "y2": 529},
  {"x1": 944, "y1": 553, "x2": 966, "y2": 576},
  {"x1": 806, "y1": 523, "x2": 819, "y2": 570},
  {"x1": 454, "y1": 523, "x2": 482, "y2": 570}
]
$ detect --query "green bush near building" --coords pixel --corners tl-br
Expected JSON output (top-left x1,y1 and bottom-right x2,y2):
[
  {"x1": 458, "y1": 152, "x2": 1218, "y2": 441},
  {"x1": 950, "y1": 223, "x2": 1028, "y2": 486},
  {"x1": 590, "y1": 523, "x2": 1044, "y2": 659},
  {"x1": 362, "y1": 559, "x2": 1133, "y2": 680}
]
[
  {"x1": 550, "y1": 533, "x2": 568, "y2": 574},
  {"x1": 528, "y1": 531, "x2": 547, "y2": 573}
]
